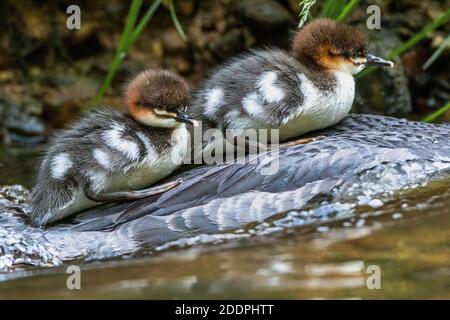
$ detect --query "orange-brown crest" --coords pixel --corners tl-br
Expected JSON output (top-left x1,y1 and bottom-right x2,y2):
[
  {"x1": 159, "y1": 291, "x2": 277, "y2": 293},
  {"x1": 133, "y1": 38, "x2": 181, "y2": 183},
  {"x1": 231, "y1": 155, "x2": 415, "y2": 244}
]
[
  {"x1": 124, "y1": 69, "x2": 190, "y2": 125},
  {"x1": 292, "y1": 19, "x2": 368, "y2": 70}
]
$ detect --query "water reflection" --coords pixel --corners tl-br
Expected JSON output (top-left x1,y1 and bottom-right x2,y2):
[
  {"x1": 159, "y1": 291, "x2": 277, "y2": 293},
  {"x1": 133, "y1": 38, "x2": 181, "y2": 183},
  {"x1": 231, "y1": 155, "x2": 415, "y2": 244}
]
[
  {"x1": 0, "y1": 147, "x2": 40, "y2": 188},
  {"x1": 0, "y1": 173, "x2": 449, "y2": 299}
]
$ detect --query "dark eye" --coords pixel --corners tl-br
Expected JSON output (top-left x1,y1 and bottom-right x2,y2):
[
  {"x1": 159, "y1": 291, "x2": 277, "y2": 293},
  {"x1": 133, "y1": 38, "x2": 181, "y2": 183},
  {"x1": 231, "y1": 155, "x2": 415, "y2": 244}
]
[
  {"x1": 342, "y1": 52, "x2": 357, "y2": 59},
  {"x1": 329, "y1": 50, "x2": 342, "y2": 56},
  {"x1": 154, "y1": 103, "x2": 165, "y2": 109}
]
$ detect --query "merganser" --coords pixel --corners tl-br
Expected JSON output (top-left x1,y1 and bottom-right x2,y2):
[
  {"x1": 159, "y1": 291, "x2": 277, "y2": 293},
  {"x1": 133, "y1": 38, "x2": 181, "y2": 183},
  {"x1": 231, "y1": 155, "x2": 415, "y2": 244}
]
[
  {"x1": 190, "y1": 19, "x2": 394, "y2": 156},
  {"x1": 30, "y1": 69, "x2": 197, "y2": 226},
  {"x1": 3, "y1": 115, "x2": 449, "y2": 269}
]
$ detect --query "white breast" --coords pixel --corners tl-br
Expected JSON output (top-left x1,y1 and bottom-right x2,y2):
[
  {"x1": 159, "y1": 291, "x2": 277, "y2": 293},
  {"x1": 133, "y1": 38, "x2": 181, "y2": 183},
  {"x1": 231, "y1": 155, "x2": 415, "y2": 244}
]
[
  {"x1": 55, "y1": 125, "x2": 190, "y2": 219},
  {"x1": 103, "y1": 125, "x2": 190, "y2": 192},
  {"x1": 278, "y1": 71, "x2": 355, "y2": 141}
]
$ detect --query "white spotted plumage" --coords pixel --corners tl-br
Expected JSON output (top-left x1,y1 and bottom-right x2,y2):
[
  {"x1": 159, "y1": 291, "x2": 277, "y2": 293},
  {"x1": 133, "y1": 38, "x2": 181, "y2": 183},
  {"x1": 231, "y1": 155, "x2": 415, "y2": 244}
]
[
  {"x1": 136, "y1": 131, "x2": 157, "y2": 162},
  {"x1": 204, "y1": 87, "x2": 224, "y2": 119},
  {"x1": 242, "y1": 92, "x2": 264, "y2": 118},
  {"x1": 31, "y1": 68, "x2": 193, "y2": 226},
  {"x1": 103, "y1": 122, "x2": 140, "y2": 161},
  {"x1": 257, "y1": 71, "x2": 284, "y2": 103},
  {"x1": 224, "y1": 110, "x2": 240, "y2": 125},
  {"x1": 93, "y1": 148, "x2": 111, "y2": 169},
  {"x1": 50, "y1": 153, "x2": 73, "y2": 179},
  {"x1": 85, "y1": 170, "x2": 106, "y2": 193},
  {"x1": 191, "y1": 46, "x2": 362, "y2": 152}
]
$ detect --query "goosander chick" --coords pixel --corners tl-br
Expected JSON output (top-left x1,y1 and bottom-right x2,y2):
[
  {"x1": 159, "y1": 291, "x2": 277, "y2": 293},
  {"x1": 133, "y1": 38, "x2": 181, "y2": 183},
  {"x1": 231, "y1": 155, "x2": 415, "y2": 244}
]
[
  {"x1": 31, "y1": 69, "x2": 197, "y2": 226},
  {"x1": 190, "y1": 18, "x2": 393, "y2": 155}
]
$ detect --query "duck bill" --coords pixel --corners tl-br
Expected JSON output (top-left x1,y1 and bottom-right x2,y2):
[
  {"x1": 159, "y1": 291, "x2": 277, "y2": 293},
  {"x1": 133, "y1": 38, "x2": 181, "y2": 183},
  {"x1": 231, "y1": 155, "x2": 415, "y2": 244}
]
[
  {"x1": 175, "y1": 110, "x2": 198, "y2": 126},
  {"x1": 365, "y1": 54, "x2": 394, "y2": 67}
]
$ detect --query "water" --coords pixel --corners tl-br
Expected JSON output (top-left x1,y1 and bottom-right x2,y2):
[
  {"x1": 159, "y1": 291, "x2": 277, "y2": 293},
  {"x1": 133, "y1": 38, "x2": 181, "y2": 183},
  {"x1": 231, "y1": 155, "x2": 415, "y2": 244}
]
[
  {"x1": 0, "y1": 162, "x2": 449, "y2": 298},
  {"x1": 0, "y1": 146, "x2": 40, "y2": 188},
  {"x1": 1, "y1": 184, "x2": 450, "y2": 299},
  {"x1": 1, "y1": 114, "x2": 450, "y2": 300}
]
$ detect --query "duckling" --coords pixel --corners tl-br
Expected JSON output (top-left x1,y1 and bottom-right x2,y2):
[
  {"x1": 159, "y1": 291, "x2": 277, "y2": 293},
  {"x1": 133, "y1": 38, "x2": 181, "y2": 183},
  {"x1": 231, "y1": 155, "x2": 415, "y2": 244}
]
[
  {"x1": 30, "y1": 69, "x2": 197, "y2": 226},
  {"x1": 190, "y1": 18, "x2": 393, "y2": 156}
]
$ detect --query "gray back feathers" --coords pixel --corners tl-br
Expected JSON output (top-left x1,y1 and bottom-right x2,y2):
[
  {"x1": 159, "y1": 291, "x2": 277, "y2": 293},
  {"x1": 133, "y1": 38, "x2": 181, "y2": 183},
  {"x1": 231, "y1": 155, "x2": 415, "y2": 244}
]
[
  {"x1": 30, "y1": 108, "x2": 176, "y2": 225},
  {"x1": 191, "y1": 48, "x2": 321, "y2": 129},
  {"x1": 2, "y1": 115, "x2": 450, "y2": 267},
  {"x1": 64, "y1": 114, "x2": 450, "y2": 236}
]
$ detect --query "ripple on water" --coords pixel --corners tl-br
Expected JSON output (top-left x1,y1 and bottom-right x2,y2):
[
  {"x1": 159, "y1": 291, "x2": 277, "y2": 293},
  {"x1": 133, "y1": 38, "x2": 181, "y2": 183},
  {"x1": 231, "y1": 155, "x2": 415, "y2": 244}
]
[
  {"x1": 141, "y1": 160, "x2": 450, "y2": 256},
  {"x1": 1, "y1": 160, "x2": 450, "y2": 271}
]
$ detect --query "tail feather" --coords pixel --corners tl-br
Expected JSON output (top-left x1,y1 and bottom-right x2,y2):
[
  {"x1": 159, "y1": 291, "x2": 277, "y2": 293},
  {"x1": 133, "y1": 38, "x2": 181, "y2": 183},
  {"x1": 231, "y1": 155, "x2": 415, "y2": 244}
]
[{"x1": 30, "y1": 178, "x2": 78, "y2": 226}]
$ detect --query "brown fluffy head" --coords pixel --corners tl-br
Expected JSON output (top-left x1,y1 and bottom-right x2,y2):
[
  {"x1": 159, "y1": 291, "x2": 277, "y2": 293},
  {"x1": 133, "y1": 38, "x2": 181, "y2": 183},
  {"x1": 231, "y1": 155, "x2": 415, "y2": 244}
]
[
  {"x1": 126, "y1": 69, "x2": 192, "y2": 127},
  {"x1": 293, "y1": 19, "x2": 369, "y2": 73}
]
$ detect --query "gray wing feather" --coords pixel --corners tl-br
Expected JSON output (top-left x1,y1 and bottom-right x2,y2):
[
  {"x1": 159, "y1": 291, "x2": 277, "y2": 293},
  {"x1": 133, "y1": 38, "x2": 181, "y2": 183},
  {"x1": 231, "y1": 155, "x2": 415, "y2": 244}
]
[
  {"x1": 4, "y1": 114, "x2": 447, "y2": 266},
  {"x1": 68, "y1": 115, "x2": 450, "y2": 237}
]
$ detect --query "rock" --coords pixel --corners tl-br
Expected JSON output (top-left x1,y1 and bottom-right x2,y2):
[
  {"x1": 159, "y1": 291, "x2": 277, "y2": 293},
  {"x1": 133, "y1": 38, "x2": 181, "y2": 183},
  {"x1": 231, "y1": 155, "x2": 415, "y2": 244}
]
[
  {"x1": 169, "y1": 56, "x2": 192, "y2": 74},
  {"x1": 0, "y1": 70, "x2": 14, "y2": 82},
  {"x1": 195, "y1": 0, "x2": 227, "y2": 32},
  {"x1": 354, "y1": 29, "x2": 412, "y2": 117},
  {"x1": 425, "y1": 1, "x2": 442, "y2": 20},
  {"x1": 177, "y1": 0, "x2": 195, "y2": 16},
  {"x1": 14, "y1": 3, "x2": 51, "y2": 40},
  {"x1": 150, "y1": 40, "x2": 164, "y2": 59},
  {"x1": 162, "y1": 28, "x2": 189, "y2": 53},
  {"x1": 229, "y1": 0, "x2": 294, "y2": 30},
  {"x1": 67, "y1": 20, "x2": 98, "y2": 45},
  {"x1": 229, "y1": 0, "x2": 294, "y2": 47},
  {"x1": 0, "y1": 185, "x2": 29, "y2": 204},
  {"x1": 189, "y1": 1, "x2": 252, "y2": 65},
  {"x1": 0, "y1": 98, "x2": 45, "y2": 145},
  {"x1": 7, "y1": 112, "x2": 44, "y2": 135},
  {"x1": 401, "y1": 49, "x2": 428, "y2": 78},
  {"x1": 209, "y1": 28, "x2": 246, "y2": 62}
]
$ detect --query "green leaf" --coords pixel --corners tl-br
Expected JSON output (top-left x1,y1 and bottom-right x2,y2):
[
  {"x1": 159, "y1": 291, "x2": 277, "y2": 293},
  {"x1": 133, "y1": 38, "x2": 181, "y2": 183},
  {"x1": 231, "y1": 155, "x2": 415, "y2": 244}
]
[
  {"x1": 357, "y1": 8, "x2": 450, "y2": 79},
  {"x1": 126, "y1": 0, "x2": 163, "y2": 50},
  {"x1": 298, "y1": 0, "x2": 317, "y2": 28},
  {"x1": 422, "y1": 101, "x2": 450, "y2": 123},
  {"x1": 320, "y1": 0, "x2": 347, "y2": 18},
  {"x1": 92, "y1": 0, "x2": 144, "y2": 107},
  {"x1": 336, "y1": 0, "x2": 360, "y2": 22},
  {"x1": 169, "y1": 0, "x2": 187, "y2": 41},
  {"x1": 388, "y1": 8, "x2": 450, "y2": 59},
  {"x1": 422, "y1": 33, "x2": 450, "y2": 70}
]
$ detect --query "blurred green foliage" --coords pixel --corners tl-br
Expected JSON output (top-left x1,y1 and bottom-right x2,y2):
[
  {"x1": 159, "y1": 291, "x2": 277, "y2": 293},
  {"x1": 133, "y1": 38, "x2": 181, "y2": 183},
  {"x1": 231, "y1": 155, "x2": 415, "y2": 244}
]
[
  {"x1": 298, "y1": 0, "x2": 450, "y2": 121},
  {"x1": 93, "y1": 0, "x2": 186, "y2": 108}
]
